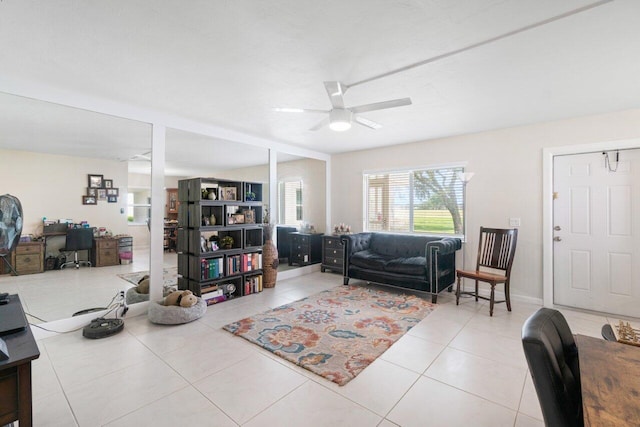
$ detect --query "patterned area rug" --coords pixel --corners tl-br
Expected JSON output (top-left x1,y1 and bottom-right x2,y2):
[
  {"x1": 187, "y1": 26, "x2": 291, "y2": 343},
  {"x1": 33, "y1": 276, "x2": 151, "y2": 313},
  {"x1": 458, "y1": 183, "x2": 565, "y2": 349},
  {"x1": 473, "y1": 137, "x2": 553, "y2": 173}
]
[
  {"x1": 223, "y1": 285, "x2": 436, "y2": 386},
  {"x1": 117, "y1": 267, "x2": 178, "y2": 292}
]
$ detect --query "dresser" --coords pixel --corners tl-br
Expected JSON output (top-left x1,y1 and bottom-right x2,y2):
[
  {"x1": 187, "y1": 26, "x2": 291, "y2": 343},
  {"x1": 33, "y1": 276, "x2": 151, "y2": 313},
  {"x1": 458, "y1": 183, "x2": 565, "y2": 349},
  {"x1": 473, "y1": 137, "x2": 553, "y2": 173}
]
[
  {"x1": 9, "y1": 242, "x2": 44, "y2": 275},
  {"x1": 289, "y1": 232, "x2": 323, "y2": 266},
  {"x1": 321, "y1": 235, "x2": 344, "y2": 274},
  {"x1": 91, "y1": 237, "x2": 119, "y2": 267}
]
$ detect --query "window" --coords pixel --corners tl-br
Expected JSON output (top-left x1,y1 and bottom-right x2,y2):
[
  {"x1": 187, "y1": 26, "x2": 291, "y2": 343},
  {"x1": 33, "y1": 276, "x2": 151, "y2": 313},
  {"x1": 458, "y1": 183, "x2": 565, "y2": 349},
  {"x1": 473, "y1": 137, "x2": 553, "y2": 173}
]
[
  {"x1": 364, "y1": 165, "x2": 466, "y2": 237},
  {"x1": 279, "y1": 180, "x2": 303, "y2": 225},
  {"x1": 127, "y1": 189, "x2": 151, "y2": 224}
]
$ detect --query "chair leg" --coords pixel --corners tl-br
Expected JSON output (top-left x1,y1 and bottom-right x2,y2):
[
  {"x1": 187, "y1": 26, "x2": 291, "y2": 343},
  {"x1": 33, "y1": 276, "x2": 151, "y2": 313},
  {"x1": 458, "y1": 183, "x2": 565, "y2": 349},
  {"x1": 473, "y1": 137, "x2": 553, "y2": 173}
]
[
  {"x1": 489, "y1": 283, "x2": 495, "y2": 317},
  {"x1": 505, "y1": 280, "x2": 511, "y2": 312},
  {"x1": 474, "y1": 280, "x2": 479, "y2": 302},
  {"x1": 456, "y1": 276, "x2": 461, "y2": 305}
]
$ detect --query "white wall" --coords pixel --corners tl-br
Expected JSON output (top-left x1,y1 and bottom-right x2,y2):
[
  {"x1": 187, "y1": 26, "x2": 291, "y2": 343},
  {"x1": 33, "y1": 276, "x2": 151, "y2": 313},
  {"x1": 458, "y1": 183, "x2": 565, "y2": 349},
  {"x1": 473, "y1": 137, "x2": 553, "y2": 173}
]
[
  {"x1": 0, "y1": 149, "x2": 129, "y2": 255},
  {"x1": 331, "y1": 108, "x2": 640, "y2": 301}
]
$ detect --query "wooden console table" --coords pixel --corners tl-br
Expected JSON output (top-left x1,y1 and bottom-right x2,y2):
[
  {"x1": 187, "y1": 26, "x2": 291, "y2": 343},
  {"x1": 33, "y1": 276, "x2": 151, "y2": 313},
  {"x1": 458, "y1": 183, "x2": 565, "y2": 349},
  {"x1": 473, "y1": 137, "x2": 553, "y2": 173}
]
[
  {"x1": 0, "y1": 295, "x2": 40, "y2": 427},
  {"x1": 576, "y1": 334, "x2": 640, "y2": 426}
]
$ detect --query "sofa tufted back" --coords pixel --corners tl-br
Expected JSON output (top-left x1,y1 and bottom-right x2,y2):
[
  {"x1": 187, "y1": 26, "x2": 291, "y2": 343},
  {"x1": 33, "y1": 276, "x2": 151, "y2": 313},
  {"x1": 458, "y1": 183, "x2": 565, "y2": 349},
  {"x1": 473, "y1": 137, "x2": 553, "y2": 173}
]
[{"x1": 369, "y1": 233, "x2": 441, "y2": 257}]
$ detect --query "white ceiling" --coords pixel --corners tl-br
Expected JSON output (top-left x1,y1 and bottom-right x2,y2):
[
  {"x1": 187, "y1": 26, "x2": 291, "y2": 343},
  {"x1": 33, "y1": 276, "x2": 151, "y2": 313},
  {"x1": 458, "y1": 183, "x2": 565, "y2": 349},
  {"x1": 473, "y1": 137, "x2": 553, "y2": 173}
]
[{"x1": 0, "y1": 0, "x2": 639, "y2": 168}]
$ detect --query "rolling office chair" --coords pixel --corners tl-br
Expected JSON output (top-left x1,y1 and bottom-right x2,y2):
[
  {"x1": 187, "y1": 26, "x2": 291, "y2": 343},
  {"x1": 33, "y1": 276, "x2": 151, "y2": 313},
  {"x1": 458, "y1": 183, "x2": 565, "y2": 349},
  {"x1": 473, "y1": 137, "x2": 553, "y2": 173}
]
[{"x1": 60, "y1": 228, "x2": 94, "y2": 269}]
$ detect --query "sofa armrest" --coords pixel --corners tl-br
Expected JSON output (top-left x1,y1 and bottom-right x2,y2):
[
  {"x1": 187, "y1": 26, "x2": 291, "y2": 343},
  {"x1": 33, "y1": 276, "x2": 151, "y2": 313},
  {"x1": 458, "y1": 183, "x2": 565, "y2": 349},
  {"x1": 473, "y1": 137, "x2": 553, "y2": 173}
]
[
  {"x1": 426, "y1": 238, "x2": 462, "y2": 291},
  {"x1": 425, "y1": 237, "x2": 462, "y2": 257}
]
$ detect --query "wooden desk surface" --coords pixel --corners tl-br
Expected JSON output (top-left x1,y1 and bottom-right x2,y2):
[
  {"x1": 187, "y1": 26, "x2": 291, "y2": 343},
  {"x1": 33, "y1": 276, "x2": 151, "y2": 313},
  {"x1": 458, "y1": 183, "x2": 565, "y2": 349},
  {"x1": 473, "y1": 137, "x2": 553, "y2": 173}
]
[{"x1": 576, "y1": 334, "x2": 640, "y2": 427}]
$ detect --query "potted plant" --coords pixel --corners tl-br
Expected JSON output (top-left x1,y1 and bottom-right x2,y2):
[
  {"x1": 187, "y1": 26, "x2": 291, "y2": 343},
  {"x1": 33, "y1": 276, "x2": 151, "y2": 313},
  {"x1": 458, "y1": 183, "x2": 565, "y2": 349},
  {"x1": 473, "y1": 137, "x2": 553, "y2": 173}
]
[{"x1": 220, "y1": 235, "x2": 234, "y2": 249}]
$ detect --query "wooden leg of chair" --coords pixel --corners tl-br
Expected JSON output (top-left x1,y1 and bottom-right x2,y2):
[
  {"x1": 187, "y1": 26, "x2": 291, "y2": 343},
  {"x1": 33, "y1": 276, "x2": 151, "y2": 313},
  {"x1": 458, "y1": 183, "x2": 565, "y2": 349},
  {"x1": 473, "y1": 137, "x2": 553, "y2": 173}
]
[
  {"x1": 489, "y1": 283, "x2": 495, "y2": 316},
  {"x1": 456, "y1": 276, "x2": 461, "y2": 305},
  {"x1": 474, "y1": 280, "x2": 479, "y2": 302},
  {"x1": 505, "y1": 280, "x2": 512, "y2": 312}
]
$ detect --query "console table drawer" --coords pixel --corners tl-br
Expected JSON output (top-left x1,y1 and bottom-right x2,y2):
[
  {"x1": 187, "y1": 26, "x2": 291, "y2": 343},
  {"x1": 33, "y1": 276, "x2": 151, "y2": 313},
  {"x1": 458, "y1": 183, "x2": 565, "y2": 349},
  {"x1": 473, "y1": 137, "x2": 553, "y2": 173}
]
[{"x1": 321, "y1": 235, "x2": 344, "y2": 274}]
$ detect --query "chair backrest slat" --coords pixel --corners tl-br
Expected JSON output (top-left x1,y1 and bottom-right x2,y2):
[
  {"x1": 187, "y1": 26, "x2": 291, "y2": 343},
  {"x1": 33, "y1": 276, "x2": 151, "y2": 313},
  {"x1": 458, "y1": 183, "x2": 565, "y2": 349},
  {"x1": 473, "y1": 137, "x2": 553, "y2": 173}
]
[{"x1": 476, "y1": 227, "x2": 518, "y2": 274}]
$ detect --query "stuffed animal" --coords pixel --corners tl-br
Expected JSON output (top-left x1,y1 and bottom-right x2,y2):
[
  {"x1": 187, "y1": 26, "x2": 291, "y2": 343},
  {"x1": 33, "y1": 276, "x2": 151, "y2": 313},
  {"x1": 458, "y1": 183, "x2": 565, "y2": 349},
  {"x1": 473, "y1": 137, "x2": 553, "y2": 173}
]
[
  {"x1": 164, "y1": 290, "x2": 198, "y2": 307},
  {"x1": 136, "y1": 275, "x2": 150, "y2": 294}
]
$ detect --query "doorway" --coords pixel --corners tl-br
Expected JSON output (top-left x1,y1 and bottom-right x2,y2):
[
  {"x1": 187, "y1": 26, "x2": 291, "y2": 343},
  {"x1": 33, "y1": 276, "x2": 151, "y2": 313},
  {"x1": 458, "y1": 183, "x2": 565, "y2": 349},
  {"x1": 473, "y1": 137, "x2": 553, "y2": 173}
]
[{"x1": 552, "y1": 149, "x2": 640, "y2": 317}]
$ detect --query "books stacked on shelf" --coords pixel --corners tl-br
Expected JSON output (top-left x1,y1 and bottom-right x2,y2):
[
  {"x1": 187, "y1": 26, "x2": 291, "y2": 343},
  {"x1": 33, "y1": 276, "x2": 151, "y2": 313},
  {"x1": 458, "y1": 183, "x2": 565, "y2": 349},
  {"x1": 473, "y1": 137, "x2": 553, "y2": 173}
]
[
  {"x1": 227, "y1": 255, "x2": 242, "y2": 275},
  {"x1": 201, "y1": 285, "x2": 227, "y2": 306},
  {"x1": 201, "y1": 258, "x2": 223, "y2": 280},
  {"x1": 241, "y1": 252, "x2": 262, "y2": 272},
  {"x1": 244, "y1": 275, "x2": 263, "y2": 295}
]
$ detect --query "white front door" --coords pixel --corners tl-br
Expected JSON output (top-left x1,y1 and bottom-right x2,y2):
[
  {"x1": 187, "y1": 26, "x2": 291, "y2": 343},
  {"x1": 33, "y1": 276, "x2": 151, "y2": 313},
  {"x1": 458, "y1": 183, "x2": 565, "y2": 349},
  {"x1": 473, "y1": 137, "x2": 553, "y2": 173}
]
[{"x1": 553, "y1": 149, "x2": 640, "y2": 317}]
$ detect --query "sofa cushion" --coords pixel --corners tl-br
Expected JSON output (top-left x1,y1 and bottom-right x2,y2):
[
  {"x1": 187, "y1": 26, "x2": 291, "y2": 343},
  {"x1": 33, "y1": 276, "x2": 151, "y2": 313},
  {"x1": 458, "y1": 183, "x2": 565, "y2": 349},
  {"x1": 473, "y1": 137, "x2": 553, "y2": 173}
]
[
  {"x1": 385, "y1": 256, "x2": 426, "y2": 276},
  {"x1": 351, "y1": 250, "x2": 389, "y2": 270}
]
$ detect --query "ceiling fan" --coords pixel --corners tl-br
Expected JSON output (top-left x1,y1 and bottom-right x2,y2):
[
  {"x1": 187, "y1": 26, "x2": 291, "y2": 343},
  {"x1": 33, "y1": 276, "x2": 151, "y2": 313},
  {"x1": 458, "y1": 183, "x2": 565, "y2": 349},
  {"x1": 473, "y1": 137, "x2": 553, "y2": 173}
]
[{"x1": 274, "y1": 81, "x2": 412, "y2": 132}]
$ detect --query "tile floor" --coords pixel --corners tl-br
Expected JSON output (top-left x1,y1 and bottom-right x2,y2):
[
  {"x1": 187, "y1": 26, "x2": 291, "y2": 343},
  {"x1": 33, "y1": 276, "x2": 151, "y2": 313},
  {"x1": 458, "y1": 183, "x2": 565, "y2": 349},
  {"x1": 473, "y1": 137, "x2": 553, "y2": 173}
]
[{"x1": 19, "y1": 268, "x2": 619, "y2": 426}]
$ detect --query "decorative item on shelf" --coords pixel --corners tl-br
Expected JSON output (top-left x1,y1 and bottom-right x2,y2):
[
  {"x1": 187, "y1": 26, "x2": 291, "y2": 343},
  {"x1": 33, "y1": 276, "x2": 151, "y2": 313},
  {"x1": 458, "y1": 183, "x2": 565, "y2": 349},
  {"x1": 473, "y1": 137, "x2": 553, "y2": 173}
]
[
  {"x1": 242, "y1": 209, "x2": 255, "y2": 224},
  {"x1": 201, "y1": 188, "x2": 208, "y2": 200},
  {"x1": 333, "y1": 223, "x2": 352, "y2": 235},
  {"x1": 220, "y1": 235, "x2": 234, "y2": 249},
  {"x1": 262, "y1": 209, "x2": 278, "y2": 288},
  {"x1": 202, "y1": 216, "x2": 210, "y2": 226},
  {"x1": 200, "y1": 235, "x2": 208, "y2": 252},
  {"x1": 246, "y1": 191, "x2": 256, "y2": 201},
  {"x1": 207, "y1": 188, "x2": 217, "y2": 200},
  {"x1": 209, "y1": 213, "x2": 216, "y2": 226},
  {"x1": 300, "y1": 221, "x2": 316, "y2": 234}
]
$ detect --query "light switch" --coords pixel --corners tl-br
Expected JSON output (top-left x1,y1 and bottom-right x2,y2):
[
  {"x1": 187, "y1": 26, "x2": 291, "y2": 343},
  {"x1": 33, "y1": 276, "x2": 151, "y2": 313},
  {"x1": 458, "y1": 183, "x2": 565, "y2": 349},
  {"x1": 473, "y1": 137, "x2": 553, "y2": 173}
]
[{"x1": 509, "y1": 218, "x2": 521, "y2": 227}]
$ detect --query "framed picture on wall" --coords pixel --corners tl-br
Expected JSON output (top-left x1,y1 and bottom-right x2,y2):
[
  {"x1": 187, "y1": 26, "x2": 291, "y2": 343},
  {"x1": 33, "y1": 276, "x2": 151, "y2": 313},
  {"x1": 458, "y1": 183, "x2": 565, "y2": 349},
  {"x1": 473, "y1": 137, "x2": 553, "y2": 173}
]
[
  {"x1": 242, "y1": 209, "x2": 255, "y2": 224},
  {"x1": 87, "y1": 188, "x2": 97, "y2": 197},
  {"x1": 88, "y1": 174, "x2": 103, "y2": 188},
  {"x1": 106, "y1": 188, "x2": 119, "y2": 196},
  {"x1": 97, "y1": 189, "x2": 107, "y2": 200},
  {"x1": 107, "y1": 196, "x2": 117, "y2": 203},
  {"x1": 104, "y1": 179, "x2": 113, "y2": 188},
  {"x1": 82, "y1": 196, "x2": 97, "y2": 205}
]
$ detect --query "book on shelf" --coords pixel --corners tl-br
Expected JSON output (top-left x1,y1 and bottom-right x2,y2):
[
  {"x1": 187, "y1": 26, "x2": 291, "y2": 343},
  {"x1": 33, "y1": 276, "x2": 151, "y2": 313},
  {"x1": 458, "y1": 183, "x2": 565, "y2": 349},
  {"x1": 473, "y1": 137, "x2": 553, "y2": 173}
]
[
  {"x1": 201, "y1": 288, "x2": 224, "y2": 300},
  {"x1": 241, "y1": 252, "x2": 263, "y2": 272},
  {"x1": 201, "y1": 258, "x2": 223, "y2": 280},
  {"x1": 205, "y1": 294, "x2": 227, "y2": 305},
  {"x1": 243, "y1": 274, "x2": 263, "y2": 295}
]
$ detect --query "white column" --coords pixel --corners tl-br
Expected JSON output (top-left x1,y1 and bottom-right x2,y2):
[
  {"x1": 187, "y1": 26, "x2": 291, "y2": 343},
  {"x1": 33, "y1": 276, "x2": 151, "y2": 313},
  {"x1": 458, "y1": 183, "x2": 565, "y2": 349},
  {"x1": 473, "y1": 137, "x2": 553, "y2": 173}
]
[
  {"x1": 269, "y1": 149, "x2": 278, "y2": 244},
  {"x1": 149, "y1": 124, "x2": 166, "y2": 304}
]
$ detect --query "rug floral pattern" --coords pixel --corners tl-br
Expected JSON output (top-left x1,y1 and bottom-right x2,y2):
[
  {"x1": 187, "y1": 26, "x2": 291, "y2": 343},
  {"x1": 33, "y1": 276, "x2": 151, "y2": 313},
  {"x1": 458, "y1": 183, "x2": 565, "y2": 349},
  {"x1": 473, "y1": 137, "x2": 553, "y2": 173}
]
[{"x1": 223, "y1": 285, "x2": 436, "y2": 386}]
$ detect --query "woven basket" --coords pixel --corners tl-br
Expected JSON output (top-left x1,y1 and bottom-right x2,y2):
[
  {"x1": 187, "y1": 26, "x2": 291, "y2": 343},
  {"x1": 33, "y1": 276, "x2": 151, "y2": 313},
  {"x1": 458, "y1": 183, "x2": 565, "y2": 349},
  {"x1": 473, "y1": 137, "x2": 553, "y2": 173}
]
[{"x1": 262, "y1": 239, "x2": 278, "y2": 288}]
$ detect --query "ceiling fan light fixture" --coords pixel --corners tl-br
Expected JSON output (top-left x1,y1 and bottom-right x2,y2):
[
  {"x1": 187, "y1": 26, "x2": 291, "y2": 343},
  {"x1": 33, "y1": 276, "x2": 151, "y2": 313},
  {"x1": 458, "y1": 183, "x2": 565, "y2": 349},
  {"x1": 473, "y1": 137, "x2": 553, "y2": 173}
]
[{"x1": 329, "y1": 109, "x2": 352, "y2": 132}]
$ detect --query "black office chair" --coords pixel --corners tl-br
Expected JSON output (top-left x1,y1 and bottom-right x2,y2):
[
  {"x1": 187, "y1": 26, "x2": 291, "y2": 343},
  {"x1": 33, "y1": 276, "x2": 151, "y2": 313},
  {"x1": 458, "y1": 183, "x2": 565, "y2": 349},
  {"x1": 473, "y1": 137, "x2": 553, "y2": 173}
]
[
  {"x1": 60, "y1": 228, "x2": 94, "y2": 269},
  {"x1": 522, "y1": 308, "x2": 583, "y2": 427},
  {"x1": 0, "y1": 194, "x2": 23, "y2": 275}
]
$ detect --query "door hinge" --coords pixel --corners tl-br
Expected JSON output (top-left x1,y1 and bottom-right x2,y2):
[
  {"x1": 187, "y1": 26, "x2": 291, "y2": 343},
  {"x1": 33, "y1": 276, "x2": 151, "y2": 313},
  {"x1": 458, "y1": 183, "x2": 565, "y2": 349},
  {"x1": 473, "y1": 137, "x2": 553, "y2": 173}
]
[{"x1": 553, "y1": 191, "x2": 559, "y2": 200}]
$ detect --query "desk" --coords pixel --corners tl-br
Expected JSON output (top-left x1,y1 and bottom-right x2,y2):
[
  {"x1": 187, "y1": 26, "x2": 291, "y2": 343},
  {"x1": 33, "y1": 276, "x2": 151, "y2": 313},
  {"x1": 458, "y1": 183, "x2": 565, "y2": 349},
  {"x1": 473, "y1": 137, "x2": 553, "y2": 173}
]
[
  {"x1": 576, "y1": 334, "x2": 640, "y2": 427},
  {"x1": 0, "y1": 296, "x2": 40, "y2": 427}
]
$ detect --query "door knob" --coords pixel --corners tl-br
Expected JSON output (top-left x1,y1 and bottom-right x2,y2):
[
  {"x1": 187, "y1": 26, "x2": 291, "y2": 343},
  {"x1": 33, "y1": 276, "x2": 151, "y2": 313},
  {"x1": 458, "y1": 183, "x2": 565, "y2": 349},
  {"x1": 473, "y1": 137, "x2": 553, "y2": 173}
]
[
  {"x1": 554, "y1": 226, "x2": 561, "y2": 231},
  {"x1": 553, "y1": 236, "x2": 562, "y2": 242}
]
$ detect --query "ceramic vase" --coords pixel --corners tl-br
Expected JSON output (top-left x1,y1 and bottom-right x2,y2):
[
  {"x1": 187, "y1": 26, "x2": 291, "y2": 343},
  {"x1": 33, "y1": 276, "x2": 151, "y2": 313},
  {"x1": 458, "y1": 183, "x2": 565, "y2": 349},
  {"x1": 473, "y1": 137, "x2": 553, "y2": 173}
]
[{"x1": 209, "y1": 213, "x2": 216, "y2": 226}]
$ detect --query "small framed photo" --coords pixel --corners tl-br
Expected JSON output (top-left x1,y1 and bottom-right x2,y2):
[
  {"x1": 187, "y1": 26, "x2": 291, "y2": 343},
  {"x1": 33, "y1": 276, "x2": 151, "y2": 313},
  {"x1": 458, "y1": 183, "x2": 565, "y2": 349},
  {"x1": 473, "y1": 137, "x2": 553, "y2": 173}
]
[
  {"x1": 227, "y1": 215, "x2": 236, "y2": 225},
  {"x1": 220, "y1": 187, "x2": 237, "y2": 201},
  {"x1": 87, "y1": 187, "x2": 97, "y2": 197},
  {"x1": 242, "y1": 209, "x2": 255, "y2": 224},
  {"x1": 104, "y1": 179, "x2": 113, "y2": 189},
  {"x1": 107, "y1": 196, "x2": 117, "y2": 203},
  {"x1": 106, "y1": 188, "x2": 119, "y2": 196},
  {"x1": 88, "y1": 174, "x2": 103, "y2": 188},
  {"x1": 83, "y1": 196, "x2": 97, "y2": 205},
  {"x1": 97, "y1": 189, "x2": 107, "y2": 200},
  {"x1": 233, "y1": 213, "x2": 245, "y2": 224}
]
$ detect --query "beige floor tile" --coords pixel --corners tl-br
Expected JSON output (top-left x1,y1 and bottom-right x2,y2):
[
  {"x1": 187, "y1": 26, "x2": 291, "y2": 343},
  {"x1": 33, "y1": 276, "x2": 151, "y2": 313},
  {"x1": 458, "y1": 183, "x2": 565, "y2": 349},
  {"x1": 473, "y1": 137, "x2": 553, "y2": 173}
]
[
  {"x1": 194, "y1": 352, "x2": 308, "y2": 424},
  {"x1": 64, "y1": 358, "x2": 188, "y2": 426},
  {"x1": 449, "y1": 326, "x2": 528, "y2": 369},
  {"x1": 518, "y1": 374, "x2": 544, "y2": 421},
  {"x1": 425, "y1": 347, "x2": 527, "y2": 410},
  {"x1": 105, "y1": 386, "x2": 237, "y2": 427},
  {"x1": 33, "y1": 390, "x2": 78, "y2": 427},
  {"x1": 322, "y1": 358, "x2": 420, "y2": 416},
  {"x1": 515, "y1": 413, "x2": 545, "y2": 427},
  {"x1": 243, "y1": 380, "x2": 381, "y2": 427},
  {"x1": 379, "y1": 333, "x2": 445, "y2": 374},
  {"x1": 387, "y1": 377, "x2": 516, "y2": 427}
]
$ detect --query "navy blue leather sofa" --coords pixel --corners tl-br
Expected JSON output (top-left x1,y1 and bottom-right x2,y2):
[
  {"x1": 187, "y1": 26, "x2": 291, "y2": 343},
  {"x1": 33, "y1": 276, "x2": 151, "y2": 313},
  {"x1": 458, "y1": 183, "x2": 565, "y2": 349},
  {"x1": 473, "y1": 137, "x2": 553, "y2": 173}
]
[{"x1": 341, "y1": 232, "x2": 461, "y2": 303}]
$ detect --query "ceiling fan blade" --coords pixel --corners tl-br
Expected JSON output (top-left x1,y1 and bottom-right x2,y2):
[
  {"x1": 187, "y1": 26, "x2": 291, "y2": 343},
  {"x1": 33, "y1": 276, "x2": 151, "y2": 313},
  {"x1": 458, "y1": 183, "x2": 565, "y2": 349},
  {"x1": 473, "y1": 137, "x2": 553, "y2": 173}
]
[
  {"x1": 350, "y1": 97, "x2": 412, "y2": 114},
  {"x1": 273, "y1": 107, "x2": 328, "y2": 114},
  {"x1": 354, "y1": 116, "x2": 382, "y2": 130},
  {"x1": 324, "y1": 81, "x2": 346, "y2": 109},
  {"x1": 309, "y1": 117, "x2": 330, "y2": 131}
]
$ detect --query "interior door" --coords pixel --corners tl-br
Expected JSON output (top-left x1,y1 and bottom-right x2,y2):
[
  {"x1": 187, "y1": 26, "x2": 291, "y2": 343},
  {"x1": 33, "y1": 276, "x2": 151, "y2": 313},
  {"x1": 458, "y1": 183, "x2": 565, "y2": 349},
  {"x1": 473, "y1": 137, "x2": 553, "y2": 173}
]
[{"x1": 553, "y1": 149, "x2": 640, "y2": 317}]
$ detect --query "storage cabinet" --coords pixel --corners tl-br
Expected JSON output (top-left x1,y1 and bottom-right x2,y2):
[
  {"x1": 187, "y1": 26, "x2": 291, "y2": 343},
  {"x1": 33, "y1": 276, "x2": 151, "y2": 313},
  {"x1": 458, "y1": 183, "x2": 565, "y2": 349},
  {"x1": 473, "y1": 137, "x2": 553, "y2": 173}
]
[
  {"x1": 166, "y1": 188, "x2": 179, "y2": 219},
  {"x1": 321, "y1": 235, "x2": 344, "y2": 274},
  {"x1": 289, "y1": 232, "x2": 323, "y2": 266},
  {"x1": 92, "y1": 238, "x2": 119, "y2": 267},
  {"x1": 10, "y1": 242, "x2": 44, "y2": 275},
  {"x1": 177, "y1": 177, "x2": 265, "y2": 304}
]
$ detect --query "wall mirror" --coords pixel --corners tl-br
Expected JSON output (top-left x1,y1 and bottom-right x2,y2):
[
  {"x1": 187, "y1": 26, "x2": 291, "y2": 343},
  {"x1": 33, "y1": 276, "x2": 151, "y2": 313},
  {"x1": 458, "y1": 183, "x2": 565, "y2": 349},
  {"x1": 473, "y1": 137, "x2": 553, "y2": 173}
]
[{"x1": 0, "y1": 91, "x2": 153, "y2": 322}]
